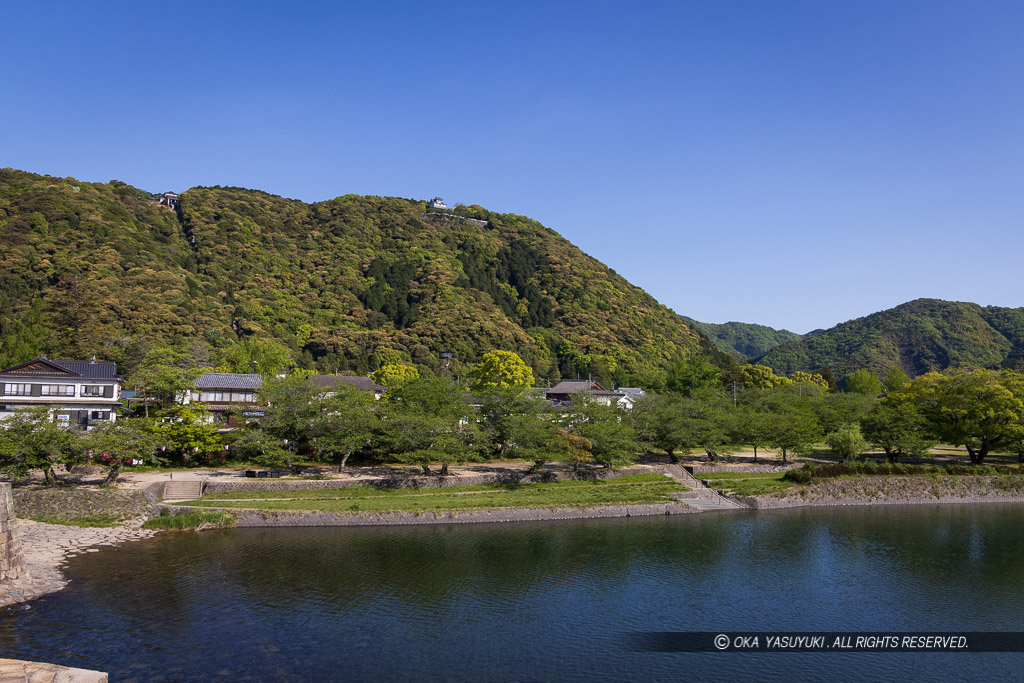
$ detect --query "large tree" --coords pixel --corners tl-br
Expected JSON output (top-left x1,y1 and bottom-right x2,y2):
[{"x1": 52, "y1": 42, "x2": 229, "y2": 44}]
[
  {"x1": 82, "y1": 419, "x2": 162, "y2": 485},
  {"x1": 893, "y1": 369, "x2": 1024, "y2": 464},
  {"x1": 470, "y1": 350, "x2": 535, "y2": 392},
  {"x1": 860, "y1": 401, "x2": 935, "y2": 463},
  {"x1": 0, "y1": 407, "x2": 73, "y2": 483}
]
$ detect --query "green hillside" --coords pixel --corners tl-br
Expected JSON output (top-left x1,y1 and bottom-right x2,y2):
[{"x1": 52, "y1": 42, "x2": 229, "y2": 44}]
[
  {"x1": 754, "y1": 299, "x2": 1024, "y2": 377},
  {"x1": 682, "y1": 318, "x2": 801, "y2": 359},
  {"x1": 0, "y1": 168, "x2": 704, "y2": 384}
]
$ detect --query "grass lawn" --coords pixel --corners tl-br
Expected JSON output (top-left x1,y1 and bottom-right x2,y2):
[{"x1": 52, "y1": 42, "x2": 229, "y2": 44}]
[
  {"x1": 697, "y1": 471, "x2": 802, "y2": 497},
  {"x1": 180, "y1": 474, "x2": 688, "y2": 514}
]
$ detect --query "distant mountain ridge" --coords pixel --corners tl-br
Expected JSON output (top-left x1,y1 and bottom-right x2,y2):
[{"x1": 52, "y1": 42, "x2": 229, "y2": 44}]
[
  {"x1": 753, "y1": 298, "x2": 1024, "y2": 377},
  {"x1": 0, "y1": 168, "x2": 705, "y2": 383},
  {"x1": 682, "y1": 318, "x2": 802, "y2": 359}
]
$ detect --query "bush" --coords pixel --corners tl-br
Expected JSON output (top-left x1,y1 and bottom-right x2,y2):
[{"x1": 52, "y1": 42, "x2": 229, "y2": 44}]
[{"x1": 825, "y1": 424, "x2": 867, "y2": 460}]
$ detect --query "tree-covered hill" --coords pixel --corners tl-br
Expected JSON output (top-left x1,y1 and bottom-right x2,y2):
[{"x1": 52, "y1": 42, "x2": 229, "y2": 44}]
[
  {"x1": 754, "y1": 298, "x2": 1024, "y2": 377},
  {"x1": 0, "y1": 168, "x2": 705, "y2": 384},
  {"x1": 681, "y1": 318, "x2": 802, "y2": 359}
]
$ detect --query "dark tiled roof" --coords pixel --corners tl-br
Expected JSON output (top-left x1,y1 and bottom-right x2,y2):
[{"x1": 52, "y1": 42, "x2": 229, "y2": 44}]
[
  {"x1": 0, "y1": 356, "x2": 118, "y2": 379},
  {"x1": 309, "y1": 375, "x2": 386, "y2": 393},
  {"x1": 195, "y1": 373, "x2": 263, "y2": 390},
  {"x1": 51, "y1": 360, "x2": 119, "y2": 379},
  {"x1": 548, "y1": 380, "x2": 606, "y2": 394}
]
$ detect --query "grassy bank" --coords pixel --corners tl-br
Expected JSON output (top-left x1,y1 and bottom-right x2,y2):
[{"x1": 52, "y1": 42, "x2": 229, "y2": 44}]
[
  {"x1": 143, "y1": 509, "x2": 236, "y2": 530},
  {"x1": 179, "y1": 474, "x2": 687, "y2": 514},
  {"x1": 698, "y1": 471, "x2": 801, "y2": 497}
]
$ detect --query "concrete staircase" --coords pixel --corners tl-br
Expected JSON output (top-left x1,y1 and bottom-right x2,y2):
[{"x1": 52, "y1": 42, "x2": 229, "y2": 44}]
[
  {"x1": 162, "y1": 480, "x2": 204, "y2": 502},
  {"x1": 662, "y1": 465, "x2": 745, "y2": 512}
]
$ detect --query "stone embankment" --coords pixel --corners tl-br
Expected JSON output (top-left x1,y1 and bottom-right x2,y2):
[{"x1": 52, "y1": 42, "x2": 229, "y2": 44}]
[
  {"x1": 0, "y1": 519, "x2": 155, "y2": 609},
  {"x1": 13, "y1": 487, "x2": 157, "y2": 525},
  {"x1": 739, "y1": 475, "x2": 1024, "y2": 509},
  {"x1": 172, "y1": 502, "x2": 699, "y2": 528}
]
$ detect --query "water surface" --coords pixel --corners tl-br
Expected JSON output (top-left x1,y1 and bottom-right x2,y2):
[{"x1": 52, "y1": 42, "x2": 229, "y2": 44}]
[{"x1": 2, "y1": 504, "x2": 1023, "y2": 681}]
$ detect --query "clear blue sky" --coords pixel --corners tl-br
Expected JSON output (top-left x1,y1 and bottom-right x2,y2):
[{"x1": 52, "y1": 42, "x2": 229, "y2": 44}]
[{"x1": 4, "y1": 1, "x2": 1022, "y2": 333}]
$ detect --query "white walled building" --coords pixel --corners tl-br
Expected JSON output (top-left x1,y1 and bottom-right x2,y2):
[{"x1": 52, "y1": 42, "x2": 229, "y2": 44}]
[{"x1": 0, "y1": 356, "x2": 121, "y2": 429}]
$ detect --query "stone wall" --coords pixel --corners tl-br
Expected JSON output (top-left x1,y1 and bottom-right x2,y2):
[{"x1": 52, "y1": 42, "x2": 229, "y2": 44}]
[
  {"x1": 0, "y1": 483, "x2": 28, "y2": 582},
  {"x1": 687, "y1": 463, "x2": 802, "y2": 474},
  {"x1": 204, "y1": 466, "x2": 656, "y2": 494},
  {"x1": 12, "y1": 487, "x2": 155, "y2": 525}
]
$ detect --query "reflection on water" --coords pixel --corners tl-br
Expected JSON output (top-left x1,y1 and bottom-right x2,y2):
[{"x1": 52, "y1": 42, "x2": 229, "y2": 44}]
[{"x1": 1, "y1": 505, "x2": 1023, "y2": 681}]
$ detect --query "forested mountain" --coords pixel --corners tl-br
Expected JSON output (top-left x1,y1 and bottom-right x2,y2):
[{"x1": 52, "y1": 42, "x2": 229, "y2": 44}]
[
  {"x1": 0, "y1": 168, "x2": 705, "y2": 385},
  {"x1": 754, "y1": 299, "x2": 1024, "y2": 377},
  {"x1": 682, "y1": 318, "x2": 802, "y2": 359}
]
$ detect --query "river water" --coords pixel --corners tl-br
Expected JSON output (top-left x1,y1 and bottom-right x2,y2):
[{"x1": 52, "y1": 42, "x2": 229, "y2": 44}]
[{"x1": 1, "y1": 504, "x2": 1023, "y2": 681}]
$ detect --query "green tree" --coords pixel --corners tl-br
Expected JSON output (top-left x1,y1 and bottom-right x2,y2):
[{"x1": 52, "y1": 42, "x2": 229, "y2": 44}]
[
  {"x1": 0, "y1": 407, "x2": 73, "y2": 483},
  {"x1": 893, "y1": 369, "x2": 1024, "y2": 464},
  {"x1": 82, "y1": 419, "x2": 162, "y2": 485},
  {"x1": 156, "y1": 404, "x2": 220, "y2": 466},
  {"x1": 738, "y1": 364, "x2": 791, "y2": 390},
  {"x1": 759, "y1": 392, "x2": 823, "y2": 463},
  {"x1": 882, "y1": 366, "x2": 910, "y2": 395},
  {"x1": 371, "y1": 363, "x2": 420, "y2": 390},
  {"x1": 126, "y1": 346, "x2": 203, "y2": 415},
  {"x1": 576, "y1": 401, "x2": 637, "y2": 468},
  {"x1": 666, "y1": 354, "x2": 722, "y2": 395},
  {"x1": 476, "y1": 389, "x2": 557, "y2": 467},
  {"x1": 470, "y1": 350, "x2": 535, "y2": 392},
  {"x1": 383, "y1": 377, "x2": 480, "y2": 475},
  {"x1": 842, "y1": 369, "x2": 882, "y2": 396},
  {"x1": 226, "y1": 428, "x2": 290, "y2": 468},
  {"x1": 310, "y1": 385, "x2": 378, "y2": 472},
  {"x1": 825, "y1": 423, "x2": 868, "y2": 460},
  {"x1": 220, "y1": 337, "x2": 294, "y2": 375},
  {"x1": 860, "y1": 401, "x2": 935, "y2": 463}
]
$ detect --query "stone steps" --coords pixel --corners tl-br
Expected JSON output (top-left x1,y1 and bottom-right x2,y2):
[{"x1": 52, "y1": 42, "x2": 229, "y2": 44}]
[
  {"x1": 162, "y1": 480, "x2": 204, "y2": 501},
  {"x1": 662, "y1": 465, "x2": 745, "y2": 511}
]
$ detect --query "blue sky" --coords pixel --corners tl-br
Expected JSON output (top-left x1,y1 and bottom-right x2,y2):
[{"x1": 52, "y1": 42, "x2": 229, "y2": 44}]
[{"x1": 4, "y1": 1, "x2": 1022, "y2": 333}]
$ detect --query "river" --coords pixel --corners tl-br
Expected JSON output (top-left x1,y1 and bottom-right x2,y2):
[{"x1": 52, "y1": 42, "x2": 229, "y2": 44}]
[{"x1": 2, "y1": 504, "x2": 1023, "y2": 681}]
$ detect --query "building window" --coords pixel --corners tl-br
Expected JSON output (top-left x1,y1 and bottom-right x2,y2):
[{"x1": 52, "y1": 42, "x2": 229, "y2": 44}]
[
  {"x1": 4, "y1": 383, "x2": 30, "y2": 396},
  {"x1": 41, "y1": 385, "x2": 75, "y2": 396},
  {"x1": 200, "y1": 391, "x2": 227, "y2": 402},
  {"x1": 230, "y1": 392, "x2": 254, "y2": 402},
  {"x1": 82, "y1": 385, "x2": 104, "y2": 397},
  {"x1": 90, "y1": 411, "x2": 110, "y2": 421}
]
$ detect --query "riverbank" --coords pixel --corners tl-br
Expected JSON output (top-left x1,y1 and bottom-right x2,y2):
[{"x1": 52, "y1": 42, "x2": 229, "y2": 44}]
[
  {"x1": 0, "y1": 519, "x2": 155, "y2": 610},
  {"x1": 164, "y1": 501, "x2": 701, "y2": 527},
  {"x1": 739, "y1": 475, "x2": 1024, "y2": 509}
]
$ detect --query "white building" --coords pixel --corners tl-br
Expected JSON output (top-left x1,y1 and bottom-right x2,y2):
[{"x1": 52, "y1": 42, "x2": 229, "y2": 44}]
[
  {"x1": 428, "y1": 196, "x2": 447, "y2": 209},
  {"x1": 0, "y1": 356, "x2": 121, "y2": 429}
]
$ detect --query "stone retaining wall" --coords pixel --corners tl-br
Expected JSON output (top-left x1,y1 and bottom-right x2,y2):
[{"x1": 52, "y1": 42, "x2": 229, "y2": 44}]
[
  {"x1": 740, "y1": 475, "x2": 1024, "y2": 509},
  {"x1": 203, "y1": 466, "x2": 657, "y2": 494},
  {"x1": 687, "y1": 463, "x2": 801, "y2": 474},
  {"x1": 12, "y1": 487, "x2": 155, "y2": 524},
  {"x1": 0, "y1": 484, "x2": 27, "y2": 582},
  {"x1": 162, "y1": 502, "x2": 698, "y2": 527}
]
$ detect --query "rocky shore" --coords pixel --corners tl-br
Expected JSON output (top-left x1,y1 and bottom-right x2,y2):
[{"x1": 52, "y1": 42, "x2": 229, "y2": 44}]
[{"x1": 0, "y1": 519, "x2": 156, "y2": 610}]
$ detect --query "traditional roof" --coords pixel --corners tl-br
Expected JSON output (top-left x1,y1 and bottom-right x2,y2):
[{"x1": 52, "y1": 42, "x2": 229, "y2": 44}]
[
  {"x1": 0, "y1": 356, "x2": 118, "y2": 379},
  {"x1": 617, "y1": 387, "x2": 645, "y2": 398},
  {"x1": 309, "y1": 375, "x2": 386, "y2": 393},
  {"x1": 548, "y1": 380, "x2": 606, "y2": 394},
  {"x1": 194, "y1": 373, "x2": 263, "y2": 390}
]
